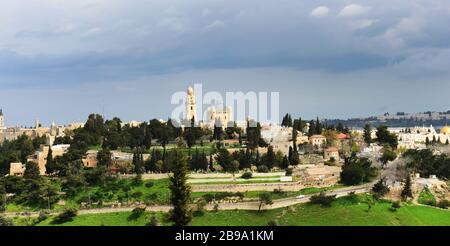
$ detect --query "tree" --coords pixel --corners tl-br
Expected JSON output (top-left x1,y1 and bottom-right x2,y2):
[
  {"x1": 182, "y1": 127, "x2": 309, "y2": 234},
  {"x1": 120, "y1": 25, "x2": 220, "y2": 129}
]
[
  {"x1": 376, "y1": 126, "x2": 398, "y2": 149},
  {"x1": 281, "y1": 114, "x2": 293, "y2": 127},
  {"x1": 24, "y1": 162, "x2": 41, "y2": 180},
  {"x1": 168, "y1": 149, "x2": 192, "y2": 226},
  {"x1": 371, "y1": 178, "x2": 390, "y2": 198},
  {"x1": 258, "y1": 192, "x2": 273, "y2": 212},
  {"x1": 363, "y1": 124, "x2": 372, "y2": 144},
  {"x1": 401, "y1": 174, "x2": 413, "y2": 201},
  {"x1": 446, "y1": 139, "x2": 449, "y2": 145},
  {"x1": 281, "y1": 155, "x2": 290, "y2": 169},
  {"x1": 133, "y1": 148, "x2": 145, "y2": 175},
  {"x1": 380, "y1": 147, "x2": 397, "y2": 167},
  {"x1": 426, "y1": 137, "x2": 430, "y2": 146},
  {"x1": 97, "y1": 148, "x2": 112, "y2": 168},
  {"x1": 340, "y1": 154, "x2": 376, "y2": 186},
  {"x1": 216, "y1": 148, "x2": 234, "y2": 172},
  {"x1": 261, "y1": 146, "x2": 276, "y2": 169},
  {"x1": 45, "y1": 147, "x2": 56, "y2": 175},
  {"x1": 289, "y1": 151, "x2": 300, "y2": 166}
]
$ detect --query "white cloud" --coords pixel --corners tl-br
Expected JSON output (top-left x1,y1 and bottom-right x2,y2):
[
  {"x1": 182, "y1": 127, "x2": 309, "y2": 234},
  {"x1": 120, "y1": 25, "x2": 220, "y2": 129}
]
[
  {"x1": 310, "y1": 6, "x2": 330, "y2": 17},
  {"x1": 339, "y1": 4, "x2": 369, "y2": 17},
  {"x1": 351, "y1": 19, "x2": 378, "y2": 30},
  {"x1": 204, "y1": 20, "x2": 225, "y2": 30}
]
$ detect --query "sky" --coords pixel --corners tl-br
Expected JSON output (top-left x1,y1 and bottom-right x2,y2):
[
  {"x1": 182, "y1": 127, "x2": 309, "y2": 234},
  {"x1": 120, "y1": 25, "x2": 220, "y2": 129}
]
[{"x1": 0, "y1": 0, "x2": 450, "y2": 126}]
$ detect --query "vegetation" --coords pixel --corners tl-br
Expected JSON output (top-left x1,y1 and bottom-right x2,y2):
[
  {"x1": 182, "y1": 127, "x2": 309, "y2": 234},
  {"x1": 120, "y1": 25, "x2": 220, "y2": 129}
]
[
  {"x1": 403, "y1": 149, "x2": 450, "y2": 179},
  {"x1": 168, "y1": 149, "x2": 192, "y2": 226},
  {"x1": 25, "y1": 194, "x2": 450, "y2": 226},
  {"x1": 340, "y1": 154, "x2": 376, "y2": 185},
  {"x1": 418, "y1": 187, "x2": 437, "y2": 206},
  {"x1": 371, "y1": 178, "x2": 390, "y2": 199},
  {"x1": 309, "y1": 192, "x2": 336, "y2": 207}
]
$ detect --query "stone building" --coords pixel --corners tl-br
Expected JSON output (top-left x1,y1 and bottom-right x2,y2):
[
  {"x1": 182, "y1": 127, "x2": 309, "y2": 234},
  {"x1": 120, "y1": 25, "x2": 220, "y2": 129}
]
[
  {"x1": 309, "y1": 135, "x2": 326, "y2": 148},
  {"x1": 9, "y1": 162, "x2": 25, "y2": 176},
  {"x1": 324, "y1": 147, "x2": 340, "y2": 161}
]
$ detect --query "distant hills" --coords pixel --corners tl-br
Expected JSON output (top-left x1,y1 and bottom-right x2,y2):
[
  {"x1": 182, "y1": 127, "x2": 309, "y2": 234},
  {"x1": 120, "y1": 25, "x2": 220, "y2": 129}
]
[{"x1": 326, "y1": 110, "x2": 450, "y2": 128}]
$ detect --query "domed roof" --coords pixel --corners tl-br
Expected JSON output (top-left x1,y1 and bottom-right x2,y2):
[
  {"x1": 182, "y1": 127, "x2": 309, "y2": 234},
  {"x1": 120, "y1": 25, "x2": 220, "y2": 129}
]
[
  {"x1": 187, "y1": 86, "x2": 194, "y2": 95},
  {"x1": 440, "y1": 125, "x2": 450, "y2": 135}
]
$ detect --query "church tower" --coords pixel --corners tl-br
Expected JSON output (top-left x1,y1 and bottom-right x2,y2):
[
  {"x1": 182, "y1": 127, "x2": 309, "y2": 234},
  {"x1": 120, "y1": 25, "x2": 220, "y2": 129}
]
[
  {"x1": 186, "y1": 86, "x2": 197, "y2": 121},
  {"x1": 0, "y1": 109, "x2": 4, "y2": 130}
]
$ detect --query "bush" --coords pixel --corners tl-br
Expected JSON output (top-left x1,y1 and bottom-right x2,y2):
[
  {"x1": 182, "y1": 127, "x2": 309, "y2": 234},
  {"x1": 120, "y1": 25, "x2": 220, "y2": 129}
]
[
  {"x1": 52, "y1": 208, "x2": 77, "y2": 224},
  {"x1": 257, "y1": 165, "x2": 269, "y2": 173},
  {"x1": 418, "y1": 188, "x2": 437, "y2": 206},
  {"x1": 241, "y1": 172, "x2": 253, "y2": 179},
  {"x1": 35, "y1": 211, "x2": 49, "y2": 225},
  {"x1": 267, "y1": 220, "x2": 278, "y2": 226},
  {"x1": 437, "y1": 199, "x2": 450, "y2": 209},
  {"x1": 193, "y1": 199, "x2": 207, "y2": 217},
  {"x1": 285, "y1": 168, "x2": 293, "y2": 176},
  {"x1": 146, "y1": 216, "x2": 159, "y2": 226},
  {"x1": 131, "y1": 191, "x2": 143, "y2": 199},
  {"x1": 0, "y1": 215, "x2": 14, "y2": 226},
  {"x1": 128, "y1": 207, "x2": 146, "y2": 221},
  {"x1": 310, "y1": 192, "x2": 337, "y2": 207},
  {"x1": 145, "y1": 181, "x2": 154, "y2": 188},
  {"x1": 390, "y1": 201, "x2": 401, "y2": 212}
]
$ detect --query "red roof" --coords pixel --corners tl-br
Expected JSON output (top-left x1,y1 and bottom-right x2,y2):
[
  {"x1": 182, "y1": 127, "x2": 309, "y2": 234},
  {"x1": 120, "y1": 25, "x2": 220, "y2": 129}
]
[{"x1": 336, "y1": 133, "x2": 348, "y2": 140}]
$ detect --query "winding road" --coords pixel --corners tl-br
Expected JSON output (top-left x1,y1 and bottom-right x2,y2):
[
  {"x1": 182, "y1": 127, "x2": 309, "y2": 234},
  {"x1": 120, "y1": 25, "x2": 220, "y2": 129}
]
[{"x1": 3, "y1": 183, "x2": 373, "y2": 218}]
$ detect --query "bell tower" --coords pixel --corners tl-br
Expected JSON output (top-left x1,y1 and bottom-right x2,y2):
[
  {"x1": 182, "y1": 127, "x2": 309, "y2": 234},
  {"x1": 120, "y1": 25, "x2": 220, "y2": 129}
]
[
  {"x1": 186, "y1": 86, "x2": 197, "y2": 121},
  {"x1": 0, "y1": 109, "x2": 4, "y2": 130}
]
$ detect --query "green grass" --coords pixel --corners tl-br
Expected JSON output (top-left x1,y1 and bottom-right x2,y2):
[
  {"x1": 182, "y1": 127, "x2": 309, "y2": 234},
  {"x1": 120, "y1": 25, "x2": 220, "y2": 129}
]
[
  {"x1": 23, "y1": 195, "x2": 450, "y2": 226},
  {"x1": 34, "y1": 211, "x2": 168, "y2": 226},
  {"x1": 191, "y1": 185, "x2": 345, "y2": 201}
]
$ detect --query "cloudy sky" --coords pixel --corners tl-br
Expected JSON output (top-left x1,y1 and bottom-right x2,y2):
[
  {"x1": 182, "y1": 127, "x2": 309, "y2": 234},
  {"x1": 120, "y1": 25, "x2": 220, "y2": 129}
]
[{"x1": 1, "y1": 0, "x2": 449, "y2": 126}]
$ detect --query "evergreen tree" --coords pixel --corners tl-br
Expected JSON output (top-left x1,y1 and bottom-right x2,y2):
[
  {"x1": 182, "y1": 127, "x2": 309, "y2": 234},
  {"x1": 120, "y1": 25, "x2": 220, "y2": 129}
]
[
  {"x1": 315, "y1": 117, "x2": 322, "y2": 135},
  {"x1": 426, "y1": 137, "x2": 430, "y2": 146},
  {"x1": 281, "y1": 155, "x2": 290, "y2": 169},
  {"x1": 45, "y1": 147, "x2": 56, "y2": 175},
  {"x1": 401, "y1": 174, "x2": 413, "y2": 200},
  {"x1": 168, "y1": 149, "x2": 192, "y2": 226},
  {"x1": 308, "y1": 120, "x2": 316, "y2": 137},
  {"x1": 363, "y1": 124, "x2": 372, "y2": 144},
  {"x1": 24, "y1": 162, "x2": 40, "y2": 180},
  {"x1": 289, "y1": 151, "x2": 300, "y2": 166}
]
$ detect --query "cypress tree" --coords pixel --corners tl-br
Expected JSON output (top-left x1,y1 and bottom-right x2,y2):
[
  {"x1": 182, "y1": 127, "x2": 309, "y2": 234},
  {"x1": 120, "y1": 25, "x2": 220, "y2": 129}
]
[
  {"x1": 401, "y1": 174, "x2": 413, "y2": 200},
  {"x1": 168, "y1": 149, "x2": 192, "y2": 226}
]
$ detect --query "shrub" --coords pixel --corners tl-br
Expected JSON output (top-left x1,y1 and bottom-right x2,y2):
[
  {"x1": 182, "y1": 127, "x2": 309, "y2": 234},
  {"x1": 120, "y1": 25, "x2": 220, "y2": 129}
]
[
  {"x1": 131, "y1": 191, "x2": 143, "y2": 199},
  {"x1": 257, "y1": 165, "x2": 269, "y2": 173},
  {"x1": 145, "y1": 181, "x2": 154, "y2": 188},
  {"x1": 52, "y1": 208, "x2": 78, "y2": 224},
  {"x1": 285, "y1": 168, "x2": 293, "y2": 176},
  {"x1": 437, "y1": 199, "x2": 450, "y2": 209},
  {"x1": 390, "y1": 201, "x2": 401, "y2": 212},
  {"x1": 418, "y1": 187, "x2": 437, "y2": 206},
  {"x1": 193, "y1": 199, "x2": 207, "y2": 217},
  {"x1": 0, "y1": 216, "x2": 14, "y2": 226},
  {"x1": 241, "y1": 172, "x2": 253, "y2": 179},
  {"x1": 146, "y1": 216, "x2": 159, "y2": 226},
  {"x1": 127, "y1": 207, "x2": 146, "y2": 221},
  {"x1": 309, "y1": 192, "x2": 337, "y2": 207},
  {"x1": 273, "y1": 188, "x2": 285, "y2": 195},
  {"x1": 267, "y1": 220, "x2": 278, "y2": 226},
  {"x1": 213, "y1": 204, "x2": 219, "y2": 212}
]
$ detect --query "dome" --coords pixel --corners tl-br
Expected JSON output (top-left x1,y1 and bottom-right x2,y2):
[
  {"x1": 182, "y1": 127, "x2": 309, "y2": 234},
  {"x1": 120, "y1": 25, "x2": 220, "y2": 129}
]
[
  {"x1": 440, "y1": 126, "x2": 450, "y2": 135},
  {"x1": 187, "y1": 86, "x2": 194, "y2": 95}
]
